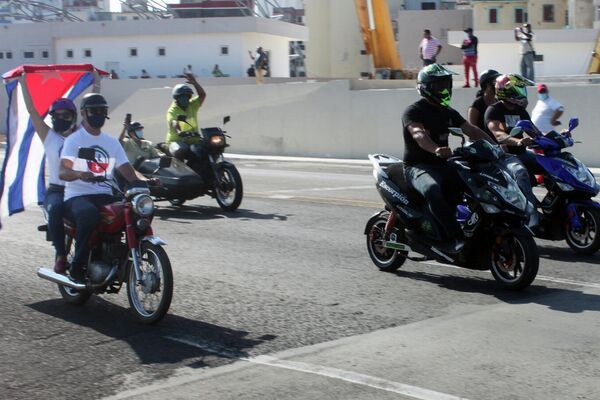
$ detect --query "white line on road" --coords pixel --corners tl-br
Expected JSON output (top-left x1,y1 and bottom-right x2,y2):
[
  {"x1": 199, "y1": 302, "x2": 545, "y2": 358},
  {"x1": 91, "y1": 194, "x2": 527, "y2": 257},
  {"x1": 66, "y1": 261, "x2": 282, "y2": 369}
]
[
  {"x1": 160, "y1": 336, "x2": 469, "y2": 400},
  {"x1": 260, "y1": 185, "x2": 374, "y2": 194},
  {"x1": 423, "y1": 261, "x2": 600, "y2": 289}
]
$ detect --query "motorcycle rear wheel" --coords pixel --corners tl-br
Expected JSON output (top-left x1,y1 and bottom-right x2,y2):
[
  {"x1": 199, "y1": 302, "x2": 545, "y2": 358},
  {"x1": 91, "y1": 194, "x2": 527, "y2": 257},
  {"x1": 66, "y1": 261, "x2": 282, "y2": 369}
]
[
  {"x1": 365, "y1": 212, "x2": 407, "y2": 272},
  {"x1": 127, "y1": 242, "x2": 173, "y2": 324},
  {"x1": 489, "y1": 233, "x2": 539, "y2": 290},
  {"x1": 215, "y1": 164, "x2": 243, "y2": 211},
  {"x1": 565, "y1": 207, "x2": 600, "y2": 255},
  {"x1": 58, "y1": 235, "x2": 91, "y2": 305}
]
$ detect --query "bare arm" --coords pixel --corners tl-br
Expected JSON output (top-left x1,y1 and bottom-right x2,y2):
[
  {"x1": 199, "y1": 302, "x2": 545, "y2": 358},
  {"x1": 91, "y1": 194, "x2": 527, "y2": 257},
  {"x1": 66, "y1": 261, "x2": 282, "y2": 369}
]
[
  {"x1": 19, "y1": 75, "x2": 50, "y2": 141},
  {"x1": 551, "y1": 108, "x2": 564, "y2": 126},
  {"x1": 435, "y1": 44, "x2": 442, "y2": 57},
  {"x1": 467, "y1": 107, "x2": 480, "y2": 127},
  {"x1": 407, "y1": 123, "x2": 450, "y2": 157},
  {"x1": 184, "y1": 73, "x2": 206, "y2": 106},
  {"x1": 59, "y1": 159, "x2": 94, "y2": 182},
  {"x1": 460, "y1": 121, "x2": 495, "y2": 143},
  {"x1": 117, "y1": 163, "x2": 148, "y2": 183},
  {"x1": 487, "y1": 120, "x2": 531, "y2": 146}
]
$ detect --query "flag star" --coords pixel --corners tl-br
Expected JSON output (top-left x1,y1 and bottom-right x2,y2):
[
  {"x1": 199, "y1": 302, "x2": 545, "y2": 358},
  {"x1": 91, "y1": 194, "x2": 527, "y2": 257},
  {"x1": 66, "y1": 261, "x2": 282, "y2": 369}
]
[{"x1": 38, "y1": 70, "x2": 65, "y2": 85}]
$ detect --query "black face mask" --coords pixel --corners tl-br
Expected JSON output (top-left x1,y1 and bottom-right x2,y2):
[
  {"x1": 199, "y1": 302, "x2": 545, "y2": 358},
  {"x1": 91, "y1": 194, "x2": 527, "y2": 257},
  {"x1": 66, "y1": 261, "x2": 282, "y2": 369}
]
[
  {"x1": 52, "y1": 118, "x2": 72, "y2": 133},
  {"x1": 87, "y1": 115, "x2": 106, "y2": 129}
]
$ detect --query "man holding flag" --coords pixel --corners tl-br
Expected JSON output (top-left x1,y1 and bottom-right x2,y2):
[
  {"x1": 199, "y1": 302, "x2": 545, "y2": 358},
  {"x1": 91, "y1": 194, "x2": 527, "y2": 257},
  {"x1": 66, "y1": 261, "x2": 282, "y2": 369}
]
[{"x1": 0, "y1": 64, "x2": 106, "y2": 268}]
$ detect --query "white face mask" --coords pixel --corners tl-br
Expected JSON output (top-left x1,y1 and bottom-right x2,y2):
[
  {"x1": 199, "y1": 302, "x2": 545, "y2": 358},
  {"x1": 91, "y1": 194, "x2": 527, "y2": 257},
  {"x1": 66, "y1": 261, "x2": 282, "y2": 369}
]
[
  {"x1": 538, "y1": 93, "x2": 549, "y2": 101},
  {"x1": 135, "y1": 130, "x2": 144, "y2": 139}
]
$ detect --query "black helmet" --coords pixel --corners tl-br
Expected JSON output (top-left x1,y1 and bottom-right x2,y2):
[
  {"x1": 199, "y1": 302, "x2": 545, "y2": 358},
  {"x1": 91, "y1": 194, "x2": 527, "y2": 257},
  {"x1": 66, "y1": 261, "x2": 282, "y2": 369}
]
[
  {"x1": 172, "y1": 84, "x2": 193, "y2": 99},
  {"x1": 417, "y1": 63, "x2": 456, "y2": 107},
  {"x1": 127, "y1": 121, "x2": 144, "y2": 133},
  {"x1": 479, "y1": 69, "x2": 501, "y2": 90},
  {"x1": 80, "y1": 93, "x2": 108, "y2": 110}
]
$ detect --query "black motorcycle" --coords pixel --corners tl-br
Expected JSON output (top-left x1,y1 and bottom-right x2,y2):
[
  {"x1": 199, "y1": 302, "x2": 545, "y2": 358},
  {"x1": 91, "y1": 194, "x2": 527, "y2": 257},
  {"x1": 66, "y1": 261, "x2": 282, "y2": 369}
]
[
  {"x1": 365, "y1": 129, "x2": 539, "y2": 290},
  {"x1": 148, "y1": 115, "x2": 243, "y2": 211}
]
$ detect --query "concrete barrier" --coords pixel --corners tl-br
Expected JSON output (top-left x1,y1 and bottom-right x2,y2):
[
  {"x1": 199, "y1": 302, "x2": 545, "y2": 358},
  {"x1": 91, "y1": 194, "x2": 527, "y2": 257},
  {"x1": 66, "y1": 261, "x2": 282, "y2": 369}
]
[{"x1": 2, "y1": 78, "x2": 599, "y2": 166}]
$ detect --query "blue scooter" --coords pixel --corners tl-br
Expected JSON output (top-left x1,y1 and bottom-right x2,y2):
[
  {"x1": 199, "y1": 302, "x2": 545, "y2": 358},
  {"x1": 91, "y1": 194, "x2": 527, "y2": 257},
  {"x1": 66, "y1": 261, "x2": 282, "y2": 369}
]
[{"x1": 517, "y1": 118, "x2": 600, "y2": 254}]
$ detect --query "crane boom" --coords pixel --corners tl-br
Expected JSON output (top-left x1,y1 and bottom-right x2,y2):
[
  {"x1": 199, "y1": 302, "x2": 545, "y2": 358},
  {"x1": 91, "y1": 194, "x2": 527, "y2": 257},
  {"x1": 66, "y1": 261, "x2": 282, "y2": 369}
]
[{"x1": 354, "y1": 0, "x2": 402, "y2": 70}]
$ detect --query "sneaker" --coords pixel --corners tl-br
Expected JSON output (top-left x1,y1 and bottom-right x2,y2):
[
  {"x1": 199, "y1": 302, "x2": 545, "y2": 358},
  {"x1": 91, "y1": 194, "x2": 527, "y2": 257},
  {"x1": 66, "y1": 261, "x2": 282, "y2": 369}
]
[
  {"x1": 54, "y1": 257, "x2": 67, "y2": 274},
  {"x1": 462, "y1": 84, "x2": 470, "y2": 88}
]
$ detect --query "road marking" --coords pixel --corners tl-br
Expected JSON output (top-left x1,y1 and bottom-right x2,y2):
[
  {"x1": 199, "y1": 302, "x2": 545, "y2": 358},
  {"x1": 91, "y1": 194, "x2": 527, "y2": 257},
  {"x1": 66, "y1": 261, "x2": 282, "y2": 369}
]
[
  {"x1": 422, "y1": 261, "x2": 600, "y2": 289},
  {"x1": 159, "y1": 336, "x2": 468, "y2": 400},
  {"x1": 260, "y1": 185, "x2": 373, "y2": 194},
  {"x1": 246, "y1": 192, "x2": 382, "y2": 208}
]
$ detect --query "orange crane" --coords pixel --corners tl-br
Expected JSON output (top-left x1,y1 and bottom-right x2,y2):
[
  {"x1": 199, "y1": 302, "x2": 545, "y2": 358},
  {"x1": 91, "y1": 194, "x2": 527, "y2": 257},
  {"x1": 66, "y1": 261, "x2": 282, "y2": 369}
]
[{"x1": 354, "y1": 0, "x2": 403, "y2": 75}]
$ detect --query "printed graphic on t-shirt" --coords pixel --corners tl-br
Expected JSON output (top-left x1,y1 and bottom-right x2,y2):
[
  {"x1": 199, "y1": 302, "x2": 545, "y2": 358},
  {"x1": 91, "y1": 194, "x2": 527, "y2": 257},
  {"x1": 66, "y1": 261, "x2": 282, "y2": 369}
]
[
  {"x1": 86, "y1": 146, "x2": 111, "y2": 174},
  {"x1": 505, "y1": 115, "x2": 520, "y2": 128}
]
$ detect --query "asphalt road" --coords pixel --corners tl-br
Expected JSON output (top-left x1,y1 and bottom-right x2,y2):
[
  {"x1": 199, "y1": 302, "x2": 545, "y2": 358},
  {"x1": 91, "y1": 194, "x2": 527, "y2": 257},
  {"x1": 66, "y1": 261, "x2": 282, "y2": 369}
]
[{"x1": 1, "y1": 159, "x2": 600, "y2": 400}]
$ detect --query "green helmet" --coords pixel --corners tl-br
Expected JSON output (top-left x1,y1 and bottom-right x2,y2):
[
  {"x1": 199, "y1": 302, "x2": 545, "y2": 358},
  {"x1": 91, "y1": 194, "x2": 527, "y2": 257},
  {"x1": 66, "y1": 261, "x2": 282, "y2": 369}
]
[
  {"x1": 417, "y1": 64, "x2": 457, "y2": 107},
  {"x1": 494, "y1": 73, "x2": 534, "y2": 107}
]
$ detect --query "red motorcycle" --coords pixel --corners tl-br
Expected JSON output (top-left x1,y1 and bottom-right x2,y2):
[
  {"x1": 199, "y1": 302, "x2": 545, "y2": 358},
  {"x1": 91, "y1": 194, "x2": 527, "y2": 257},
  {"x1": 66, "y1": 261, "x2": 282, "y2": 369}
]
[{"x1": 37, "y1": 149, "x2": 173, "y2": 324}]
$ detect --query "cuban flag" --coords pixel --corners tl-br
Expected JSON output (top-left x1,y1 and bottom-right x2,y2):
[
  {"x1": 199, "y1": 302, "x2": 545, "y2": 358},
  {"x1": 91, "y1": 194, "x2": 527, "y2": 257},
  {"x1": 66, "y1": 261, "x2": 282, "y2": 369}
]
[{"x1": 0, "y1": 64, "x2": 107, "y2": 224}]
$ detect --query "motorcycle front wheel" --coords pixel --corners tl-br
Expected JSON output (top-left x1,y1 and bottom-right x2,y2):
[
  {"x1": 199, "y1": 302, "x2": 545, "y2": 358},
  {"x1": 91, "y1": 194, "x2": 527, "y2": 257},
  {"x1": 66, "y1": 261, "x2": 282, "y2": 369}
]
[
  {"x1": 127, "y1": 242, "x2": 173, "y2": 324},
  {"x1": 215, "y1": 163, "x2": 243, "y2": 211},
  {"x1": 565, "y1": 207, "x2": 600, "y2": 255},
  {"x1": 365, "y1": 212, "x2": 407, "y2": 272},
  {"x1": 489, "y1": 233, "x2": 539, "y2": 290},
  {"x1": 58, "y1": 235, "x2": 91, "y2": 305}
]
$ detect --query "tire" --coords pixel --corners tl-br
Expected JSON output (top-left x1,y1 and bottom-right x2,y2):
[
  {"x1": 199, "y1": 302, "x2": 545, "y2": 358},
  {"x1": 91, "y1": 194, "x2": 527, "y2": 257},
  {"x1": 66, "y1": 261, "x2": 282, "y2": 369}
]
[
  {"x1": 565, "y1": 207, "x2": 600, "y2": 255},
  {"x1": 365, "y1": 212, "x2": 407, "y2": 272},
  {"x1": 59, "y1": 235, "x2": 91, "y2": 305},
  {"x1": 127, "y1": 242, "x2": 173, "y2": 324},
  {"x1": 489, "y1": 233, "x2": 539, "y2": 290},
  {"x1": 215, "y1": 164, "x2": 243, "y2": 211},
  {"x1": 168, "y1": 198, "x2": 186, "y2": 207}
]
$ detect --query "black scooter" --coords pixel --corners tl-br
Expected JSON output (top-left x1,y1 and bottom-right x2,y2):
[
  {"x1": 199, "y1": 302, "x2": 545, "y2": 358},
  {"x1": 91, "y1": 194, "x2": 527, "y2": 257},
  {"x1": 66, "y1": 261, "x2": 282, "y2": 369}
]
[
  {"x1": 145, "y1": 116, "x2": 243, "y2": 211},
  {"x1": 365, "y1": 128, "x2": 539, "y2": 290}
]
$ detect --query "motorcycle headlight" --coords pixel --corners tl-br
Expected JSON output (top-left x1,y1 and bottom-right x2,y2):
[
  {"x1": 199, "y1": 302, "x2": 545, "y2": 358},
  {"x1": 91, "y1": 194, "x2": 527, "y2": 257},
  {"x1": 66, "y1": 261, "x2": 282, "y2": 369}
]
[
  {"x1": 132, "y1": 194, "x2": 154, "y2": 217},
  {"x1": 489, "y1": 181, "x2": 527, "y2": 211},
  {"x1": 210, "y1": 135, "x2": 225, "y2": 146},
  {"x1": 564, "y1": 163, "x2": 595, "y2": 187},
  {"x1": 556, "y1": 182, "x2": 574, "y2": 191}
]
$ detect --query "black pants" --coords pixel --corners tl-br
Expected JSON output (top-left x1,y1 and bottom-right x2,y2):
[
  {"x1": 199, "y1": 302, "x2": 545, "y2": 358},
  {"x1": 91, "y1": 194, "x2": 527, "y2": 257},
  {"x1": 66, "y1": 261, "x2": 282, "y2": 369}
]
[{"x1": 404, "y1": 163, "x2": 464, "y2": 239}]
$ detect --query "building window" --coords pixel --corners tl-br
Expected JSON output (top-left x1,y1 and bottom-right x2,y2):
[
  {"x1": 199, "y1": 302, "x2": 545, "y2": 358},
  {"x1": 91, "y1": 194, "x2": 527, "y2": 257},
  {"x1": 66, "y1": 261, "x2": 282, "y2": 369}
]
[
  {"x1": 6, "y1": 51, "x2": 12, "y2": 59},
  {"x1": 24, "y1": 51, "x2": 35, "y2": 59},
  {"x1": 84, "y1": 49, "x2": 92, "y2": 58},
  {"x1": 489, "y1": 8, "x2": 498, "y2": 24},
  {"x1": 158, "y1": 47, "x2": 166, "y2": 56},
  {"x1": 421, "y1": 2, "x2": 436, "y2": 10},
  {"x1": 0, "y1": 52, "x2": 4, "y2": 59},
  {"x1": 543, "y1": 4, "x2": 555, "y2": 22},
  {"x1": 41, "y1": 50, "x2": 49, "y2": 58},
  {"x1": 129, "y1": 48, "x2": 137, "y2": 57},
  {"x1": 514, "y1": 7, "x2": 527, "y2": 23},
  {"x1": 66, "y1": 49, "x2": 73, "y2": 58},
  {"x1": 220, "y1": 45, "x2": 229, "y2": 55}
]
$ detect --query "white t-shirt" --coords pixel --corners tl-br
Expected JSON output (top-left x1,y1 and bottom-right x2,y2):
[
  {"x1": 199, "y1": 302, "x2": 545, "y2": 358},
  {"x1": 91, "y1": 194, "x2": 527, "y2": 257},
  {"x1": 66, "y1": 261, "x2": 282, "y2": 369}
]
[
  {"x1": 43, "y1": 129, "x2": 66, "y2": 186},
  {"x1": 61, "y1": 127, "x2": 129, "y2": 200},
  {"x1": 532, "y1": 97, "x2": 564, "y2": 134}
]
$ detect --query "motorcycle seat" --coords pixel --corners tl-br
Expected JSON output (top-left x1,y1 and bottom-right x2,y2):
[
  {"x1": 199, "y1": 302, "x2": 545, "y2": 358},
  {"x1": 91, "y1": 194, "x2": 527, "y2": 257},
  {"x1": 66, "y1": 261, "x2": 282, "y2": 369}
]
[{"x1": 386, "y1": 162, "x2": 426, "y2": 206}]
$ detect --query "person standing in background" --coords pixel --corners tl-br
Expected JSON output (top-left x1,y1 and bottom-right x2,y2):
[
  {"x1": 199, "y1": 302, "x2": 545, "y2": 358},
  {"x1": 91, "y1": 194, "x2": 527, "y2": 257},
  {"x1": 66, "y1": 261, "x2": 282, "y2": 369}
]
[
  {"x1": 419, "y1": 29, "x2": 442, "y2": 66},
  {"x1": 249, "y1": 47, "x2": 268, "y2": 84},
  {"x1": 461, "y1": 28, "x2": 479, "y2": 88},
  {"x1": 515, "y1": 23, "x2": 535, "y2": 81},
  {"x1": 532, "y1": 84, "x2": 565, "y2": 133}
]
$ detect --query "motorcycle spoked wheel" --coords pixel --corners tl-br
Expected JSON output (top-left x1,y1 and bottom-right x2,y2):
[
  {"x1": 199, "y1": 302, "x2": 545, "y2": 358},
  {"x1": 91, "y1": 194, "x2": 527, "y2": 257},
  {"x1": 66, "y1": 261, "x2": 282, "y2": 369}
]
[
  {"x1": 365, "y1": 212, "x2": 407, "y2": 272},
  {"x1": 489, "y1": 234, "x2": 539, "y2": 290},
  {"x1": 215, "y1": 164, "x2": 243, "y2": 211},
  {"x1": 565, "y1": 207, "x2": 600, "y2": 255},
  {"x1": 58, "y1": 236, "x2": 92, "y2": 305},
  {"x1": 127, "y1": 242, "x2": 173, "y2": 324}
]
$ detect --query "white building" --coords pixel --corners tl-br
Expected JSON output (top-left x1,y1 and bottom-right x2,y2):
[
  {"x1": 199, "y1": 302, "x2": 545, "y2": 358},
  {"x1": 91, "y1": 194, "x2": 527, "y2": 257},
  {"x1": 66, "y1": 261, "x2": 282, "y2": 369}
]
[{"x1": 0, "y1": 17, "x2": 307, "y2": 78}]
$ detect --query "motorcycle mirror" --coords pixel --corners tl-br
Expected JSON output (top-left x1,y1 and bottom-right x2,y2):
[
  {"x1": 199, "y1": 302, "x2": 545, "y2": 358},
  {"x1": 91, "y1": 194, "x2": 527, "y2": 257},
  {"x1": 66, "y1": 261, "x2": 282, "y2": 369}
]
[
  {"x1": 78, "y1": 147, "x2": 96, "y2": 161},
  {"x1": 568, "y1": 117, "x2": 579, "y2": 131},
  {"x1": 223, "y1": 116, "x2": 231, "y2": 125},
  {"x1": 448, "y1": 128, "x2": 464, "y2": 137},
  {"x1": 159, "y1": 157, "x2": 171, "y2": 169},
  {"x1": 508, "y1": 127, "x2": 523, "y2": 137},
  {"x1": 177, "y1": 115, "x2": 187, "y2": 122}
]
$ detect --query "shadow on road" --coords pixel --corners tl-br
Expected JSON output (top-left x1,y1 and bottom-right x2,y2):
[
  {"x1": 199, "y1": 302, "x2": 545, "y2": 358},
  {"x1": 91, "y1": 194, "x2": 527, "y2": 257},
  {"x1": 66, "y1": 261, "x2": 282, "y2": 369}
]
[
  {"x1": 27, "y1": 297, "x2": 274, "y2": 366},
  {"x1": 392, "y1": 269, "x2": 600, "y2": 313},
  {"x1": 155, "y1": 204, "x2": 290, "y2": 223},
  {"x1": 537, "y1": 244, "x2": 600, "y2": 264}
]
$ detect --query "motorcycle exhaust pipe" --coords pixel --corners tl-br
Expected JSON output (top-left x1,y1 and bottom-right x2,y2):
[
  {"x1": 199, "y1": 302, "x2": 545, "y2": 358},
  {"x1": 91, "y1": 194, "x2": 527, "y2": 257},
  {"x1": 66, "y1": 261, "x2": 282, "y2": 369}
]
[{"x1": 37, "y1": 267, "x2": 87, "y2": 291}]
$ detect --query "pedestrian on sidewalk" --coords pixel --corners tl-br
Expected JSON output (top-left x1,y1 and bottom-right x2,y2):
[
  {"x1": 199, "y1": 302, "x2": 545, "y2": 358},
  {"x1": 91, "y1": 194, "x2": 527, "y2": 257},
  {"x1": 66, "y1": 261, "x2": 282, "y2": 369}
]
[
  {"x1": 514, "y1": 23, "x2": 535, "y2": 81},
  {"x1": 461, "y1": 28, "x2": 478, "y2": 88},
  {"x1": 249, "y1": 47, "x2": 268, "y2": 84},
  {"x1": 418, "y1": 29, "x2": 442, "y2": 66}
]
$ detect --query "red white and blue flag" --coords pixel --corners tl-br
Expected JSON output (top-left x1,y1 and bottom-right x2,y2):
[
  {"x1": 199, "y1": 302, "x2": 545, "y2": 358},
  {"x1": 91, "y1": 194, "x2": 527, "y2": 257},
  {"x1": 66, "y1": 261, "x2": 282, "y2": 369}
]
[{"x1": 0, "y1": 64, "x2": 107, "y2": 222}]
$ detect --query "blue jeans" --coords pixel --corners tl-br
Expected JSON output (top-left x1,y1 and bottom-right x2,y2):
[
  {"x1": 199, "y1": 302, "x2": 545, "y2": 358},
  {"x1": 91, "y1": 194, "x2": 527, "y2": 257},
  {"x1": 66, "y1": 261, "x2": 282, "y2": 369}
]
[
  {"x1": 404, "y1": 163, "x2": 464, "y2": 239},
  {"x1": 64, "y1": 194, "x2": 117, "y2": 277},
  {"x1": 44, "y1": 185, "x2": 66, "y2": 258}
]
